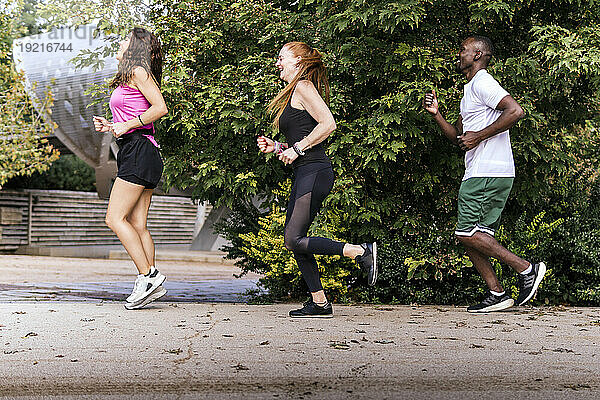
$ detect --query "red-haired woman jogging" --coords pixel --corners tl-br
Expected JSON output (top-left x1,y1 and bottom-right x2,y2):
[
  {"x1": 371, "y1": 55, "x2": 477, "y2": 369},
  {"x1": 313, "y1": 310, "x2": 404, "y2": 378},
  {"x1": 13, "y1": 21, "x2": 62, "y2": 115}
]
[{"x1": 258, "y1": 42, "x2": 377, "y2": 318}]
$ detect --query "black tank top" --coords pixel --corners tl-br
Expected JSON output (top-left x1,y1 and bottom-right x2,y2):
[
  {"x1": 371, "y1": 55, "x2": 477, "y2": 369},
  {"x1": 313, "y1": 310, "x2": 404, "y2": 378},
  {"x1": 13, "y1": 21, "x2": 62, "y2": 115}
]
[{"x1": 279, "y1": 98, "x2": 330, "y2": 168}]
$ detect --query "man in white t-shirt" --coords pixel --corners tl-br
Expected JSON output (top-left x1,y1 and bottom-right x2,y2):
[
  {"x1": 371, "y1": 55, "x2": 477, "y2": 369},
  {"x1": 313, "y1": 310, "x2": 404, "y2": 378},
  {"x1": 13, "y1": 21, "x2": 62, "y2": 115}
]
[{"x1": 423, "y1": 35, "x2": 547, "y2": 313}]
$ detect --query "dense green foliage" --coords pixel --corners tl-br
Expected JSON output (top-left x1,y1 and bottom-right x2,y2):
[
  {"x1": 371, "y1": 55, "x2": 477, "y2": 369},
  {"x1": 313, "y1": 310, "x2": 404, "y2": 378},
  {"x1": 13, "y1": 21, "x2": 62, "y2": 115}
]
[
  {"x1": 4, "y1": 154, "x2": 96, "y2": 191},
  {"x1": 41, "y1": 0, "x2": 600, "y2": 304},
  {"x1": 0, "y1": 7, "x2": 58, "y2": 187}
]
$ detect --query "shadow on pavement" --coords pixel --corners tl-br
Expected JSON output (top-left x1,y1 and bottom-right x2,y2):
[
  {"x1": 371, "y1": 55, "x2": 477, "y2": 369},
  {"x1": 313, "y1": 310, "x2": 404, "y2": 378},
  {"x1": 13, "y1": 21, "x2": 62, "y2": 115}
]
[{"x1": 0, "y1": 280, "x2": 262, "y2": 303}]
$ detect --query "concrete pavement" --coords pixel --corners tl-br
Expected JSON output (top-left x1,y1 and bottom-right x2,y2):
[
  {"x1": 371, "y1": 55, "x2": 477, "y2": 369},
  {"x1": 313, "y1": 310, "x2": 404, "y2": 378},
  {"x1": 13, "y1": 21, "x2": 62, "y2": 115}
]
[
  {"x1": 1, "y1": 302, "x2": 599, "y2": 399},
  {"x1": 0, "y1": 255, "x2": 261, "y2": 302},
  {"x1": 0, "y1": 254, "x2": 599, "y2": 399}
]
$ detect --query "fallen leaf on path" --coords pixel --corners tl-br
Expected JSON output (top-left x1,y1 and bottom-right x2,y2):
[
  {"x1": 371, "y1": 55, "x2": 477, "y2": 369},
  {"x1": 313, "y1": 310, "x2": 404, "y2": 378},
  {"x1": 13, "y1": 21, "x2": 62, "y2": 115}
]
[
  {"x1": 351, "y1": 364, "x2": 368, "y2": 373},
  {"x1": 564, "y1": 384, "x2": 591, "y2": 390},
  {"x1": 553, "y1": 348, "x2": 574, "y2": 353},
  {"x1": 329, "y1": 341, "x2": 350, "y2": 350}
]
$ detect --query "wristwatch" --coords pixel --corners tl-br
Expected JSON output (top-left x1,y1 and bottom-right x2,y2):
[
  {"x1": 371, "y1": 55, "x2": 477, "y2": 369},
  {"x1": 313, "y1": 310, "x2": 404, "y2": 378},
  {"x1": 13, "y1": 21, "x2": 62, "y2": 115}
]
[{"x1": 292, "y1": 143, "x2": 306, "y2": 156}]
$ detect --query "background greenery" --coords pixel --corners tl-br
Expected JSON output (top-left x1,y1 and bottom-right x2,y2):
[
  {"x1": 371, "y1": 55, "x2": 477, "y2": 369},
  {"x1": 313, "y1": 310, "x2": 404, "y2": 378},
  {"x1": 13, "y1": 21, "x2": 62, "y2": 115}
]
[
  {"x1": 3, "y1": 154, "x2": 96, "y2": 191},
  {"x1": 37, "y1": 0, "x2": 600, "y2": 305},
  {"x1": 0, "y1": 2, "x2": 59, "y2": 188}
]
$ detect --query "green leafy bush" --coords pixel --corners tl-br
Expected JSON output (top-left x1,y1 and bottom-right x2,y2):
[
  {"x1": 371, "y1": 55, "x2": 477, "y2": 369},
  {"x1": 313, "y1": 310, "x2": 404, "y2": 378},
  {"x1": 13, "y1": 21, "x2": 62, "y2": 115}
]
[
  {"x1": 4, "y1": 154, "x2": 96, "y2": 192},
  {"x1": 220, "y1": 182, "x2": 360, "y2": 302}
]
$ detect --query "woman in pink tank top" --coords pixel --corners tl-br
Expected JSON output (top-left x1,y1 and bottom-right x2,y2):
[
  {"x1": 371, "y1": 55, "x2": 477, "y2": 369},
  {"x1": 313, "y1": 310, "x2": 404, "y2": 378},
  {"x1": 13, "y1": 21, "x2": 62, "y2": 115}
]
[{"x1": 93, "y1": 27, "x2": 168, "y2": 310}]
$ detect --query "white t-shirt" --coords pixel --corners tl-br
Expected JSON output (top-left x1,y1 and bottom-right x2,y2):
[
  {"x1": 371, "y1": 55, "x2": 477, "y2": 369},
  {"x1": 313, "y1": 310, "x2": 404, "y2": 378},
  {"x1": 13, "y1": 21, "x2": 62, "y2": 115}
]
[{"x1": 460, "y1": 69, "x2": 514, "y2": 180}]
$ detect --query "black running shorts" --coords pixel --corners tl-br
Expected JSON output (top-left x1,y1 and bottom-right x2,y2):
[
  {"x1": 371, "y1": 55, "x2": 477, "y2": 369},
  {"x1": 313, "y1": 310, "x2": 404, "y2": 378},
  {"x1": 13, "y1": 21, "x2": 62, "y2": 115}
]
[{"x1": 116, "y1": 129, "x2": 163, "y2": 190}]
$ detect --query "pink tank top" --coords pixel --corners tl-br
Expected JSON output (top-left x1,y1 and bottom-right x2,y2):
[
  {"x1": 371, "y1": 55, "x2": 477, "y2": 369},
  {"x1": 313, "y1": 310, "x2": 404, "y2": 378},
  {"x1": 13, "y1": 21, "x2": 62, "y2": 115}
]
[{"x1": 109, "y1": 85, "x2": 159, "y2": 147}]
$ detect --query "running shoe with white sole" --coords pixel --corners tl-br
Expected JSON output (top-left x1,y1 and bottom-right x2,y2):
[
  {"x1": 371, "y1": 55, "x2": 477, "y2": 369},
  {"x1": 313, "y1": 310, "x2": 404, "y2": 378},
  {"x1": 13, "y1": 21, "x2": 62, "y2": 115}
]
[
  {"x1": 126, "y1": 266, "x2": 166, "y2": 305},
  {"x1": 125, "y1": 284, "x2": 167, "y2": 310},
  {"x1": 467, "y1": 292, "x2": 514, "y2": 313},
  {"x1": 516, "y1": 262, "x2": 547, "y2": 306},
  {"x1": 355, "y1": 242, "x2": 378, "y2": 286}
]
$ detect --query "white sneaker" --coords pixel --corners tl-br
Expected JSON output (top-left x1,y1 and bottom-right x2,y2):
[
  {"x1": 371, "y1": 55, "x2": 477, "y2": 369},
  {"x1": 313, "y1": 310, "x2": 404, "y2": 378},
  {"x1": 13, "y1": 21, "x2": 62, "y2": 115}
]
[
  {"x1": 125, "y1": 285, "x2": 167, "y2": 310},
  {"x1": 126, "y1": 266, "x2": 166, "y2": 305}
]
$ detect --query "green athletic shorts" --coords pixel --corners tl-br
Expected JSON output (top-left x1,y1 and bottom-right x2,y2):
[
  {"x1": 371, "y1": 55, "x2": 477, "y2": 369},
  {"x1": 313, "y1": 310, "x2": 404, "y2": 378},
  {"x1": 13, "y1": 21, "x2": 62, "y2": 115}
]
[{"x1": 455, "y1": 177, "x2": 514, "y2": 237}]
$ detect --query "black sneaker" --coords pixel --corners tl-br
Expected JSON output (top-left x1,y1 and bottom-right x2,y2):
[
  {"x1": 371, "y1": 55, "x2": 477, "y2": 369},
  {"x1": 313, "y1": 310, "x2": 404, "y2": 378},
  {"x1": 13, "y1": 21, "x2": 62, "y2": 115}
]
[
  {"x1": 355, "y1": 242, "x2": 377, "y2": 286},
  {"x1": 467, "y1": 292, "x2": 514, "y2": 313},
  {"x1": 289, "y1": 300, "x2": 333, "y2": 318},
  {"x1": 516, "y1": 262, "x2": 547, "y2": 306}
]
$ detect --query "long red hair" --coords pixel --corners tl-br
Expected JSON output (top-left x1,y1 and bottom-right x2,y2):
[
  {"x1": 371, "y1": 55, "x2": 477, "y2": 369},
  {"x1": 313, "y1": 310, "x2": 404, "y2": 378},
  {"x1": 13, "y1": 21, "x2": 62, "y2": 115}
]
[{"x1": 267, "y1": 42, "x2": 329, "y2": 130}]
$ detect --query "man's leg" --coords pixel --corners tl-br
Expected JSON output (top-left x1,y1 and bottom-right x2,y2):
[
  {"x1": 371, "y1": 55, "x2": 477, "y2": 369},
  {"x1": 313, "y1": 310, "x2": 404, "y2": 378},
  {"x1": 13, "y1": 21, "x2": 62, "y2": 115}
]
[
  {"x1": 459, "y1": 232, "x2": 529, "y2": 273},
  {"x1": 463, "y1": 245, "x2": 503, "y2": 292},
  {"x1": 461, "y1": 241, "x2": 515, "y2": 313},
  {"x1": 456, "y1": 177, "x2": 519, "y2": 312}
]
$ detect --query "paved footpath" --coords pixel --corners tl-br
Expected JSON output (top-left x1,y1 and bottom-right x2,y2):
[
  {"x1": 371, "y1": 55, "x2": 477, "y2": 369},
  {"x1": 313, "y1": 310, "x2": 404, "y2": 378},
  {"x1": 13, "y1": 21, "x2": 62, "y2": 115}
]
[
  {"x1": 1, "y1": 302, "x2": 599, "y2": 399},
  {"x1": 0, "y1": 255, "x2": 262, "y2": 303},
  {"x1": 0, "y1": 255, "x2": 599, "y2": 399}
]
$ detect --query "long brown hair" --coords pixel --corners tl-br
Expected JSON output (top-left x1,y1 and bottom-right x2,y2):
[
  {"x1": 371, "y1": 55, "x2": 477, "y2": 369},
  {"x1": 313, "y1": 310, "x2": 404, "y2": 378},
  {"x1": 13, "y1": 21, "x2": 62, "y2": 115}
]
[
  {"x1": 267, "y1": 42, "x2": 330, "y2": 130},
  {"x1": 110, "y1": 27, "x2": 163, "y2": 89}
]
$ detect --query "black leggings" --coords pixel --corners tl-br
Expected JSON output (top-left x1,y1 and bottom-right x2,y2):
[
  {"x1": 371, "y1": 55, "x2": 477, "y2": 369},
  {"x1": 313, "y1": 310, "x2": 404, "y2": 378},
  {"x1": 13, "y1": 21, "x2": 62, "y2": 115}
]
[{"x1": 284, "y1": 163, "x2": 345, "y2": 292}]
